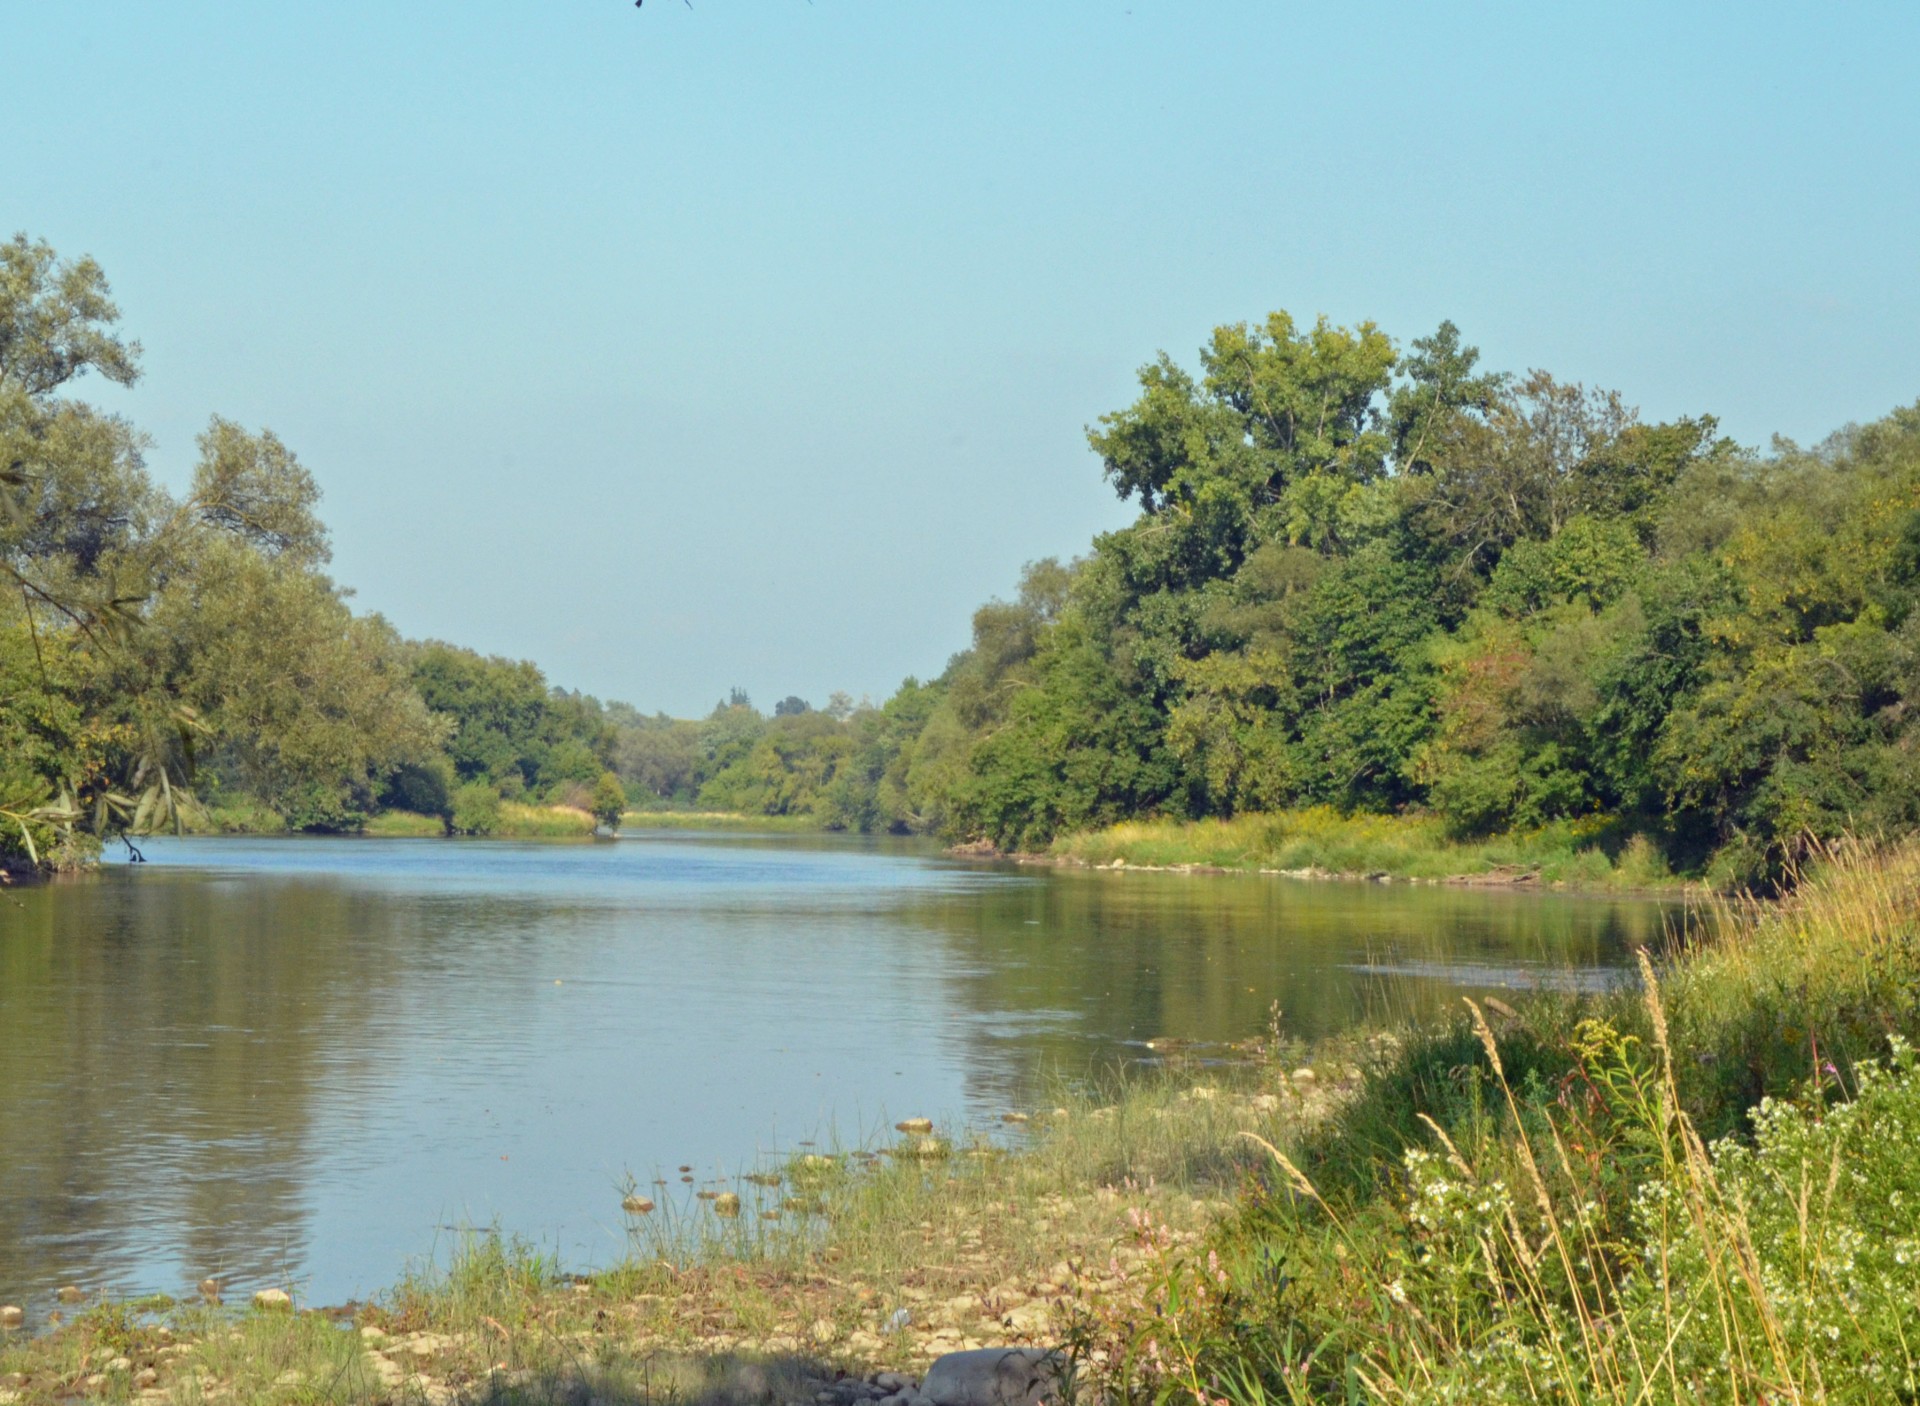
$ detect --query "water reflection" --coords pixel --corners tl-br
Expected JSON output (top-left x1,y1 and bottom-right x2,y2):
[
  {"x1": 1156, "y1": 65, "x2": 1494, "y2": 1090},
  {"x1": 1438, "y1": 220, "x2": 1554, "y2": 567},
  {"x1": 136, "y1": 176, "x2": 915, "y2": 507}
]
[{"x1": 0, "y1": 834, "x2": 1676, "y2": 1316}]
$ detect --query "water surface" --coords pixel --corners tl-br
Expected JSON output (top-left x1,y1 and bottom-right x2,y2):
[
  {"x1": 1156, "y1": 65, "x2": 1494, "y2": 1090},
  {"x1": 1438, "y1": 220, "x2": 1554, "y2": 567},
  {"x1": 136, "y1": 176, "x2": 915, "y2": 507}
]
[{"x1": 0, "y1": 832, "x2": 1674, "y2": 1314}]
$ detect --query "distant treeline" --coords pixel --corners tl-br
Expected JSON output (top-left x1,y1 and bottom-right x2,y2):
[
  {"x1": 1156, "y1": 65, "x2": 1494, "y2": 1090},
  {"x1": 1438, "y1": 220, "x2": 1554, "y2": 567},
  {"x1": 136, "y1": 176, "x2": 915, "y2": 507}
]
[{"x1": 6, "y1": 233, "x2": 1919, "y2": 883}]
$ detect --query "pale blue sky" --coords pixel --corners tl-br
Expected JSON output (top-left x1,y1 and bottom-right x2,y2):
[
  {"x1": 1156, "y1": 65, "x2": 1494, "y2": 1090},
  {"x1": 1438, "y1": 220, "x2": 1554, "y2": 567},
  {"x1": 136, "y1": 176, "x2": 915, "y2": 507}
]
[{"x1": 9, "y1": 2, "x2": 1918, "y2": 715}]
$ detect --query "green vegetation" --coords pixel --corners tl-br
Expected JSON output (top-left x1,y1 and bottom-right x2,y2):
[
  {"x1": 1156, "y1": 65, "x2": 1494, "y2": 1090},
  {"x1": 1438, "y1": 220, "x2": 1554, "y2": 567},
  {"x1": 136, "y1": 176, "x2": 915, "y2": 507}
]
[
  {"x1": 0, "y1": 235, "x2": 900, "y2": 864},
  {"x1": 1049, "y1": 808, "x2": 1680, "y2": 889},
  {"x1": 16, "y1": 228, "x2": 1919, "y2": 884},
  {"x1": 1067, "y1": 836, "x2": 1920, "y2": 1404},
  {"x1": 839, "y1": 319, "x2": 1920, "y2": 888}
]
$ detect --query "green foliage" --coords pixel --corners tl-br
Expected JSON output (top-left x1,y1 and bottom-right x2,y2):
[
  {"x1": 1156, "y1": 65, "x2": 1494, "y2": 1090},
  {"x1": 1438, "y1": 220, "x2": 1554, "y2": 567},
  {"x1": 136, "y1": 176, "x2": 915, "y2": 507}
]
[
  {"x1": 1072, "y1": 838, "x2": 1920, "y2": 1406},
  {"x1": 848, "y1": 308, "x2": 1920, "y2": 882},
  {"x1": 449, "y1": 781, "x2": 501, "y2": 836},
  {"x1": 589, "y1": 770, "x2": 626, "y2": 831}
]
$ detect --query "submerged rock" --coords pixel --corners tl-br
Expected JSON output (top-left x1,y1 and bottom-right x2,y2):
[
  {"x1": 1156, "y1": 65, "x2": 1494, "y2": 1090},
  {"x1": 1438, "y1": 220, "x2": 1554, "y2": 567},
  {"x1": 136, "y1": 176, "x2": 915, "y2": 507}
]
[
  {"x1": 920, "y1": 1348, "x2": 1067, "y2": 1406},
  {"x1": 55, "y1": 1286, "x2": 84, "y2": 1305},
  {"x1": 894, "y1": 1118, "x2": 934, "y2": 1135}
]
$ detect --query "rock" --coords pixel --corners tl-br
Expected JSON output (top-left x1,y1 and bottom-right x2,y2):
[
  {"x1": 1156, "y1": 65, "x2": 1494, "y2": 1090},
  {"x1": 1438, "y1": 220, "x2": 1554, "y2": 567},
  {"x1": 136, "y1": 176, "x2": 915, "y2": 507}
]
[
  {"x1": 999, "y1": 1112, "x2": 1029, "y2": 1124},
  {"x1": 55, "y1": 1285, "x2": 84, "y2": 1304},
  {"x1": 106, "y1": 1356, "x2": 134, "y2": 1374},
  {"x1": 359, "y1": 1326, "x2": 389, "y2": 1343},
  {"x1": 904, "y1": 1136, "x2": 949, "y2": 1159},
  {"x1": 713, "y1": 1192, "x2": 742, "y2": 1217},
  {"x1": 621, "y1": 1195, "x2": 655, "y2": 1214},
  {"x1": 367, "y1": 1356, "x2": 407, "y2": 1388},
  {"x1": 199, "y1": 1277, "x2": 222, "y2": 1302},
  {"x1": 895, "y1": 1118, "x2": 934, "y2": 1135},
  {"x1": 252, "y1": 1288, "x2": 293, "y2": 1311},
  {"x1": 1249, "y1": 1093, "x2": 1280, "y2": 1112},
  {"x1": 921, "y1": 1350, "x2": 1067, "y2": 1406},
  {"x1": 873, "y1": 1373, "x2": 913, "y2": 1393},
  {"x1": 133, "y1": 1369, "x2": 160, "y2": 1389},
  {"x1": 1291, "y1": 1067, "x2": 1316, "y2": 1082},
  {"x1": 1002, "y1": 1305, "x2": 1049, "y2": 1335},
  {"x1": 0, "y1": 1307, "x2": 20, "y2": 1329}
]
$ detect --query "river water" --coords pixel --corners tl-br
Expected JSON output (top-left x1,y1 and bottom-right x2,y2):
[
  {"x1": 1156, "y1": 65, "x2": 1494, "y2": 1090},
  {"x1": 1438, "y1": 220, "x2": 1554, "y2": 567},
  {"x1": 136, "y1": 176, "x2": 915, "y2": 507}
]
[{"x1": 0, "y1": 831, "x2": 1675, "y2": 1316}]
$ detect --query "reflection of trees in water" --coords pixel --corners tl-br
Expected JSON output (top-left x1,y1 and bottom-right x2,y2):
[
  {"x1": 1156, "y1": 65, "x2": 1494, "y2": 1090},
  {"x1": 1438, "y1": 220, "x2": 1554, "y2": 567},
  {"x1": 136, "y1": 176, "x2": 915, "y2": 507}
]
[
  {"x1": 899, "y1": 869, "x2": 1680, "y2": 1109},
  {"x1": 0, "y1": 872, "x2": 429, "y2": 1303}
]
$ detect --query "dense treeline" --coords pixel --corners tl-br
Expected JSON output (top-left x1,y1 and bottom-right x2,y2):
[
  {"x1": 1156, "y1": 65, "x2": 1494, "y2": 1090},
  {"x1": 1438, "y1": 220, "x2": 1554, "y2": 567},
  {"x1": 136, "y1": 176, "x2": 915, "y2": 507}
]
[
  {"x1": 7, "y1": 232, "x2": 1919, "y2": 883},
  {"x1": 682, "y1": 315, "x2": 1920, "y2": 886},
  {"x1": 0, "y1": 236, "x2": 911, "y2": 861}
]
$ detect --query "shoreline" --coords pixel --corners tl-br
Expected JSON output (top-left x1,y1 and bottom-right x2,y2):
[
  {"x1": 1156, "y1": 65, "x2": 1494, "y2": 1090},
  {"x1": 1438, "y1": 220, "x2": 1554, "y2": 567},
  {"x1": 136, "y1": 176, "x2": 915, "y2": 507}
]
[
  {"x1": 972, "y1": 807, "x2": 1712, "y2": 898},
  {"x1": 948, "y1": 839, "x2": 1704, "y2": 900},
  {"x1": 0, "y1": 1057, "x2": 1348, "y2": 1406},
  {"x1": 5, "y1": 839, "x2": 1912, "y2": 1403}
]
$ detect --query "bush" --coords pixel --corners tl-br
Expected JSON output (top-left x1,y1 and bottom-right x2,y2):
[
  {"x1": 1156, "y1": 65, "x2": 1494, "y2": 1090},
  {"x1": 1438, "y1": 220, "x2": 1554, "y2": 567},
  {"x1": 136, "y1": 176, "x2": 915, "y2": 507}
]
[
  {"x1": 449, "y1": 782, "x2": 501, "y2": 836},
  {"x1": 590, "y1": 771, "x2": 627, "y2": 832}
]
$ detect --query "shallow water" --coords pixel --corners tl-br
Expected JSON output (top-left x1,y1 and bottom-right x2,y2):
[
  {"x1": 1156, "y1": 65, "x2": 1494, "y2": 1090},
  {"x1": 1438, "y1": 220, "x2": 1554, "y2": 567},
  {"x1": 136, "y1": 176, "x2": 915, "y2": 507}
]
[{"x1": 0, "y1": 831, "x2": 1675, "y2": 1315}]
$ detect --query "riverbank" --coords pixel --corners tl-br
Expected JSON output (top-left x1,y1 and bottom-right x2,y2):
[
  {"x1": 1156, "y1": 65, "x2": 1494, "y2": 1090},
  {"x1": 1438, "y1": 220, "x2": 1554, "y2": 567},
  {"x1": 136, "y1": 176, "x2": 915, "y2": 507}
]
[
  {"x1": 1038, "y1": 807, "x2": 1699, "y2": 892},
  {"x1": 4, "y1": 839, "x2": 1912, "y2": 1405},
  {"x1": 0, "y1": 1050, "x2": 1354, "y2": 1406},
  {"x1": 617, "y1": 811, "x2": 827, "y2": 834},
  {"x1": 184, "y1": 804, "x2": 602, "y2": 841}
]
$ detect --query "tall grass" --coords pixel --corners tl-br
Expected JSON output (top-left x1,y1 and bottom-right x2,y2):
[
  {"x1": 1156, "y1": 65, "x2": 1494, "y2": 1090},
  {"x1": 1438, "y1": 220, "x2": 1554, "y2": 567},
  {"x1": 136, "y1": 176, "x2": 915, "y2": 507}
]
[
  {"x1": 618, "y1": 811, "x2": 825, "y2": 834},
  {"x1": 492, "y1": 803, "x2": 596, "y2": 838},
  {"x1": 1081, "y1": 836, "x2": 1920, "y2": 1405},
  {"x1": 1048, "y1": 809, "x2": 1681, "y2": 890}
]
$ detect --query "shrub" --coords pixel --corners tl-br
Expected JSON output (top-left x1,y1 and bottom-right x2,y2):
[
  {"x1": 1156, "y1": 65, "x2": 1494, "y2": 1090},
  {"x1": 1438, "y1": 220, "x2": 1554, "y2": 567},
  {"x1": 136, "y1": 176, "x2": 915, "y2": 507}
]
[{"x1": 449, "y1": 782, "x2": 501, "y2": 836}]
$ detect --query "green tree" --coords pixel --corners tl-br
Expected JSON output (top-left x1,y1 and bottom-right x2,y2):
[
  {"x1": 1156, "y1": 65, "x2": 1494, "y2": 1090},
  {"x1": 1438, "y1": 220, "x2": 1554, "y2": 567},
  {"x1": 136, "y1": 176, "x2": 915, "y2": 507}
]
[{"x1": 590, "y1": 770, "x2": 627, "y2": 832}]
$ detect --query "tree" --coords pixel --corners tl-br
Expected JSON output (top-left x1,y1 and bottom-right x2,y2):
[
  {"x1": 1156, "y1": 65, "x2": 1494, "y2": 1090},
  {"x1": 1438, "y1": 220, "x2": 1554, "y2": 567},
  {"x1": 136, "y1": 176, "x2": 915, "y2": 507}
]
[{"x1": 590, "y1": 770, "x2": 627, "y2": 832}]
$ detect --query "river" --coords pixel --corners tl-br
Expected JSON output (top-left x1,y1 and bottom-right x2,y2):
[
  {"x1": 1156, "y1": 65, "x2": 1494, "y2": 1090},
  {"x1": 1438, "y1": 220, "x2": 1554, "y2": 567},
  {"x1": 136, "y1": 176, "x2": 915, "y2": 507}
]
[{"x1": 0, "y1": 830, "x2": 1676, "y2": 1316}]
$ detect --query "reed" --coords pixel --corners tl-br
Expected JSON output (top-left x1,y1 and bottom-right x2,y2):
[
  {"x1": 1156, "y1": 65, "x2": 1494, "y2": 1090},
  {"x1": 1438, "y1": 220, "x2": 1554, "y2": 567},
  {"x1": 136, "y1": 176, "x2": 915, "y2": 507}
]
[{"x1": 1048, "y1": 808, "x2": 1683, "y2": 891}]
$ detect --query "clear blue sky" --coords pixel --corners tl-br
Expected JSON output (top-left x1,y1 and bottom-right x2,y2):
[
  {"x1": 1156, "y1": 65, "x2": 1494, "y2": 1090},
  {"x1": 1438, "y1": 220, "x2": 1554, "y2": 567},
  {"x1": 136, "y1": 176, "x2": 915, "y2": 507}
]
[{"x1": 10, "y1": 2, "x2": 1918, "y2": 716}]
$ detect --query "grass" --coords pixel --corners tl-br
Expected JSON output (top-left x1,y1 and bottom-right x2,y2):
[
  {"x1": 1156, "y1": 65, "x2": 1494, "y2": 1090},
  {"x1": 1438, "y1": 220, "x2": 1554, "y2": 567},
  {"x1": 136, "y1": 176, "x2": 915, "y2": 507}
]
[
  {"x1": 1048, "y1": 808, "x2": 1687, "y2": 891},
  {"x1": 618, "y1": 810, "x2": 825, "y2": 834},
  {"x1": 492, "y1": 803, "x2": 596, "y2": 839},
  {"x1": 1073, "y1": 835, "x2": 1920, "y2": 1405},
  {"x1": 361, "y1": 810, "x2": 447, "y2": 838}
]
